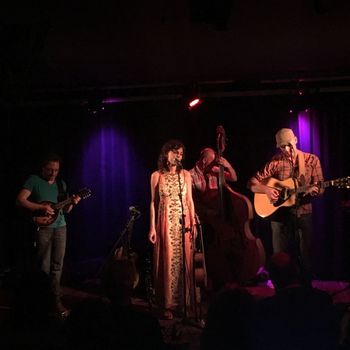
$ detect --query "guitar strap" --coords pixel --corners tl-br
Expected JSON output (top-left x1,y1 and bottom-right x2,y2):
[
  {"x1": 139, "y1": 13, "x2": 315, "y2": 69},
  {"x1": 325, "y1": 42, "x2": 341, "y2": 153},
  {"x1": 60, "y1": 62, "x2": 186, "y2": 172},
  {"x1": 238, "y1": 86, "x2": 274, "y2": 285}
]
[
  {"x1": 56, "y1": 177, "x2": 67, "y2": 202},
  {"x1": 297, "y1": 150, "x2": 305, "y2": 183},
  {"x1": 295, "y1": 150, "x2": 306, "y2": 216}
]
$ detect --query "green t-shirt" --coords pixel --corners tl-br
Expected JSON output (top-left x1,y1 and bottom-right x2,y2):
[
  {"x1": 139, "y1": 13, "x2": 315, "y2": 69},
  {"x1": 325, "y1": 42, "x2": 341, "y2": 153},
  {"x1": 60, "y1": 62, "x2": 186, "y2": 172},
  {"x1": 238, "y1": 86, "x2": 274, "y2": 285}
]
[{"x1": 23, "y1": 174, "x2": 67, "y2": 228}]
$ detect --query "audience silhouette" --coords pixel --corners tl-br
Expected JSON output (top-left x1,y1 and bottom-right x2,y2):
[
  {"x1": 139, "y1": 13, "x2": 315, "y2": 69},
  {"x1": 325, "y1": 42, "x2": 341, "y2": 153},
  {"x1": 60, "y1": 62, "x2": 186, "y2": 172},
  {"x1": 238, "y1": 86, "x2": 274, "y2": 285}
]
[
  {"x1": 64, "y1": 297, "x2": 118, "y2": 350},
  {"x1": 101, "y1": 257, "x2": 165, "y2": 349},
  {"x1": 201, "y1": 286, "x2": 256, "y2": 350},
  {"x1": 0, "y1": 268, "x2": 65, "y2": 349},
  {"x1": 254, "y1": 252, "x2": 339, "y2": 350}
]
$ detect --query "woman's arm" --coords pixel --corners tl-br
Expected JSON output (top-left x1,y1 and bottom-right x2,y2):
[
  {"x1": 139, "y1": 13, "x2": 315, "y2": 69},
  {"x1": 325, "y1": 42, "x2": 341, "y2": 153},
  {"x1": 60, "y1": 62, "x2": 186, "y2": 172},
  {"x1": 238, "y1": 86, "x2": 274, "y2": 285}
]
[
  {"x1": 148, "y1": 171, "x2": 159, "y2": 244},
  {"x1": 184, "y1": 170, "x2": 196, "y2": 228}
]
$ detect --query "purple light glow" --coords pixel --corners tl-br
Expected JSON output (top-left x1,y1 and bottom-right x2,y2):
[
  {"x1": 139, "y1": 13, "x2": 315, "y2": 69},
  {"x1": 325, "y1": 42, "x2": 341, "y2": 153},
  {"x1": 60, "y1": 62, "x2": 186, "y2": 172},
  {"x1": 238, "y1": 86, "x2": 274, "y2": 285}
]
[
  {"x1": 102, "y1": 97, "x2": 125, "y2": 104},
  {"x1": 73, "y1": 125, "x2": 147, "y2": 258},
  {"x1": 297, "y1": 109, "x2": 321, "y2": 156},
  {"x1": 298, "y1": 111, "x2": 311, "y2": 152}
]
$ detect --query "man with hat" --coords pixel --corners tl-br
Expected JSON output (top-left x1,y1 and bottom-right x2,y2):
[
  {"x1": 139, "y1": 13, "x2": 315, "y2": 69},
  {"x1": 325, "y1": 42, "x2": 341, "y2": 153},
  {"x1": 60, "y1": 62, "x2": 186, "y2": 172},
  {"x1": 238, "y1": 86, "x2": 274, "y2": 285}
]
[{"x1": 247, "y1": 128, "x2": 324, "y2": 286}]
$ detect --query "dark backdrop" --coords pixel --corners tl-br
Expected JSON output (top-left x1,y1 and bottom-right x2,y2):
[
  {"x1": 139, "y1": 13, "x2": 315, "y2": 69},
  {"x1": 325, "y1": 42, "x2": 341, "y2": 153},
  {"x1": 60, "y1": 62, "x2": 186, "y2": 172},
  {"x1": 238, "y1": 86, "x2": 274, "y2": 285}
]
[{"x1": 4, "y1": 91, "x2": 350, "y2": 284}]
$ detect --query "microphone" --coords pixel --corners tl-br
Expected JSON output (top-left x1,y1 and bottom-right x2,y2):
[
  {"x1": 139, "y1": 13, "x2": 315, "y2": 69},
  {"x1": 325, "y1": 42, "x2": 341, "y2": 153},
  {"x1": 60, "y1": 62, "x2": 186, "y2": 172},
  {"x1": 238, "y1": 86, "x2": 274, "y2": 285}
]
[
  {"x1": 287, "y1": 143, "x2": 294, "y2": 160},
  {"x1": 129, "y1": 206, "x2": 141, "y2": 215},
  {"x1": 175, "y1": 159, "x2": 182, "y2": 168}
]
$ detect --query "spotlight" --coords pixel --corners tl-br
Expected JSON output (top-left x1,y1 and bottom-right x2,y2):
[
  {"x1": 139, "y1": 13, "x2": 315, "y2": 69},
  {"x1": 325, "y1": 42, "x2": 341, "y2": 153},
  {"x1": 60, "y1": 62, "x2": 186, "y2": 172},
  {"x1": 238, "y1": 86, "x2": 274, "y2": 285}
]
[
  {"x1": 188, "y1": 97, "x2": 202, "y2": 110},
  {"x1": 185, "y1": 83, "x2": 203, "y2": 110}
]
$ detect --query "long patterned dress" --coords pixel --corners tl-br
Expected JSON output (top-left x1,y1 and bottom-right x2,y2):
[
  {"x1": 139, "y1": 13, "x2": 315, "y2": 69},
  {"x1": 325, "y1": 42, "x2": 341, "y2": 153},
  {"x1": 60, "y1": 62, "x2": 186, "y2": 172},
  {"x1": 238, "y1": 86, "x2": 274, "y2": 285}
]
[{"x1": 153, "y1": 170, "x2": 194, "y2": 313}]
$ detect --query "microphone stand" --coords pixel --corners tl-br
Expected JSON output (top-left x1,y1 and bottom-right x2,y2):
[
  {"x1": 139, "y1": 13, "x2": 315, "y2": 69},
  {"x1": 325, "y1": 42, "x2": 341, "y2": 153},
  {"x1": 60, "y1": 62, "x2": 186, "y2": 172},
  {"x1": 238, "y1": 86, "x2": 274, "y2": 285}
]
[
  {"x1": 174, "y1": 163, "x2": 204, "y2": 331},
  {"x1": 96, "y1": 209, "x2": 141, "y2": 279},
  {"x1": 176, "y1": 163, "x2": 189, "y2": 321}
]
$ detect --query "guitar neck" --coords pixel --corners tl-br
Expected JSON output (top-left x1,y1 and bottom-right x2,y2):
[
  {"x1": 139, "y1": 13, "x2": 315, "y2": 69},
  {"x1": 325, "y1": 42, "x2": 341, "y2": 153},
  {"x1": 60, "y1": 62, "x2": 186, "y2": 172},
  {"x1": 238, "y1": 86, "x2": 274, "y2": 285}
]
[
  {"x1": 297, "y1": 180, "x2": 334, "y2": 193},
  {"x1": 51, "y1": 188, "x2": 91, "y2": 211},
  {"x1": 52, "y1": 197, "x2": 74, "y2": 210},
  {"x1": 320, "y1": 179, "x2": 339, "y2": 189},
  {"x1": 218, "y1": 165, "x2": 225, "y2": 183}
]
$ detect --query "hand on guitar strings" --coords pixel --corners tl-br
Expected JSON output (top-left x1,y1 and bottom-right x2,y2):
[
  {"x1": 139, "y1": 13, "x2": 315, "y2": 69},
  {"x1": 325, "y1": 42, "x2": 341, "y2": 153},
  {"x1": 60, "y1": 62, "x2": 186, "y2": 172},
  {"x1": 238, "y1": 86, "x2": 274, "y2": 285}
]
[
  {"x1": 40, "y1": 203, "x2": 55, "y2": 216},
  {"x1": 303, "y1": 184, "x2": 320, "y2": 197},
  {"x1": 266, "y1": 186, "x2": 280, "y2": 203}
]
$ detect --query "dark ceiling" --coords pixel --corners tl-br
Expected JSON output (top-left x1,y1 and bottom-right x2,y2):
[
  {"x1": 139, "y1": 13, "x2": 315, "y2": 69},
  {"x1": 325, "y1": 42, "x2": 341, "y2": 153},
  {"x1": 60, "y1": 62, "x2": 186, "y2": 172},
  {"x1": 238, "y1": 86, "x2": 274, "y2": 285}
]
[{"x1": 2, "y1": 0, "x2": 350, "y2": 99}]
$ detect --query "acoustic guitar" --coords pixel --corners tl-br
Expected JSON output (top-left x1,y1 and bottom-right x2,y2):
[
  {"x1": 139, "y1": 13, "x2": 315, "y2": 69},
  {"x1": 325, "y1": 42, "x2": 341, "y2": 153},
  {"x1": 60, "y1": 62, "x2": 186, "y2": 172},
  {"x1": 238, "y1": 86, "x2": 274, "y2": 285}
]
[
  {"x1": 32, "y1": 187, "x2": 92, "y2": 226},
  {"x1": 96, "y1": 208, "x2": 141, "y2": 297},
  {"x1": 254, "y1": 176, "x2": 350, "y2": 218}
]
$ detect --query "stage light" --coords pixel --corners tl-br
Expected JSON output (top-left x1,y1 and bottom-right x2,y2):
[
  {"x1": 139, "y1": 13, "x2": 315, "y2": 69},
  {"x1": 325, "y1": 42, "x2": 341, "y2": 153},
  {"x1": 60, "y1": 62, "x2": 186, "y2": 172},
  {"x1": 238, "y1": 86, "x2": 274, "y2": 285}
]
[
  {"x1": 188, "y1": 97, "x2": 202, "y2": 110},
  {"x1": 185, "y1": 82, "x2": 203, "y2": 110},
  {"x1": 102, "y1": 97, "x2": 125, "y2": 104}
]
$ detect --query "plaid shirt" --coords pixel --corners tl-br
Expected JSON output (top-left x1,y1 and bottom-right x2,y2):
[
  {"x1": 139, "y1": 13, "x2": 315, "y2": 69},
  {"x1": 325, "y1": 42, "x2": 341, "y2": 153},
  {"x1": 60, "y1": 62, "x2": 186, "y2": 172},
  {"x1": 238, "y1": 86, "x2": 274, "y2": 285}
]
[
  {"x1": 254, "y1": 151, "x2": 324, "y2": 215},
  {"x1": 190, "y1": 164, "x2": 230, "y2": 192}
]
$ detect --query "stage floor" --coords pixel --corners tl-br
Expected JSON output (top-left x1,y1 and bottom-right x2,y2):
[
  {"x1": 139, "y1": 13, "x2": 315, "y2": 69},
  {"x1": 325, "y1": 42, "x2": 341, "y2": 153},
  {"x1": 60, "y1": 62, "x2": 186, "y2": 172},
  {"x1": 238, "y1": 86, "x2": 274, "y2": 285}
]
[
  {"x1": 1, "y1": 279, "x2": 350, "y2": 349},
  {"x1": 64, "y1": 279, "x2": 350, "y2": 348}
]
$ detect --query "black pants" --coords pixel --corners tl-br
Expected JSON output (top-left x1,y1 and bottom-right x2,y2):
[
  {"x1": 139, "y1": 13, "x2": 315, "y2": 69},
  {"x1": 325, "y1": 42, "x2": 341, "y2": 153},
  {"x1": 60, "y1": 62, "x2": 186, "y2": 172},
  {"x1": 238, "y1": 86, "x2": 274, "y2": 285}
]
[{"x1": 271, "y1": 211, "x2": 313, "y2": 283}]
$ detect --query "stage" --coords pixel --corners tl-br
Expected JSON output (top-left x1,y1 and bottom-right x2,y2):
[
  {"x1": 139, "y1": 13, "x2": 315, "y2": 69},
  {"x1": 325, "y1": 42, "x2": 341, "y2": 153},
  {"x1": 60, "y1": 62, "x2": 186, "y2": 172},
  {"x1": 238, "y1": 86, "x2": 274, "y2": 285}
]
[{"x1": 2, "y1": 274, "x2": 349, "y2": 349}]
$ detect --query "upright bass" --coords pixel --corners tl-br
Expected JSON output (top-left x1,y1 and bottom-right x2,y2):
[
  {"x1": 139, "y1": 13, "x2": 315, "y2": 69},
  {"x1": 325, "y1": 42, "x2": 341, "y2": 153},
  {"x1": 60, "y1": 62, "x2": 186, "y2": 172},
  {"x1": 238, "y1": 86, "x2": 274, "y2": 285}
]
[{"x1": 209, "y1": 126, "x2": 266, "y2": 283}]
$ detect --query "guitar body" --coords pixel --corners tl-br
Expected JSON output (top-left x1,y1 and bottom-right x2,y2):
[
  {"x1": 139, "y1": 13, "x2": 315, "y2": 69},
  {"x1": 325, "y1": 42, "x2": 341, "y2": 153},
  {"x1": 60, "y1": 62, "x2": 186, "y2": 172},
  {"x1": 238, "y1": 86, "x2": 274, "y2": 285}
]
[
  {"x1": 199, "y1": 185, "x2": 266, "y2": 284},
  {"x1": 194, "y1": 252, "x2": 206, "y2": 287},
  {"x1": 193, "y1": 217, "x2": 207, "y2": 289},
  {"x1": 224, "y1": 185, "x2": 266, "y2": 282},
  {"x1": 203, "y1": 125, "x2": 266, "y2": 285},
  {"x1": 254, "y1": 178, "x2": 297, "y2": 218},
  {"x1": 101, "y1": 212, "x2": 141, "y2": 293},
  {"x1": 114, "y1": 246, "x2": 140, "y2": 289},
  {"x1": 32, "y1": 201, "x2": 59, "y2": 226}
]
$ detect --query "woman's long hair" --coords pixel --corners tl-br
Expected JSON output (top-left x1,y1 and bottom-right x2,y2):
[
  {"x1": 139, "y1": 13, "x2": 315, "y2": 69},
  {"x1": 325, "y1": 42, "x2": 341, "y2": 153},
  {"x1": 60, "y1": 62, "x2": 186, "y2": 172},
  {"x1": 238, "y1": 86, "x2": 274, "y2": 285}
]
[{"x1": 157, "y1": 139, "x2": 185, "y2": 173}]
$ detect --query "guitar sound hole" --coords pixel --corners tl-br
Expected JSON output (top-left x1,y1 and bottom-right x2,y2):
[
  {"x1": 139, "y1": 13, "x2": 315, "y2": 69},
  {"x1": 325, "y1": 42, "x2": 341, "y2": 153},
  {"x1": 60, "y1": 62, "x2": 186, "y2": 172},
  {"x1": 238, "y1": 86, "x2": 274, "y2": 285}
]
[{"x1": 274, "y1": 188, "x2": 290, "y2": 207}]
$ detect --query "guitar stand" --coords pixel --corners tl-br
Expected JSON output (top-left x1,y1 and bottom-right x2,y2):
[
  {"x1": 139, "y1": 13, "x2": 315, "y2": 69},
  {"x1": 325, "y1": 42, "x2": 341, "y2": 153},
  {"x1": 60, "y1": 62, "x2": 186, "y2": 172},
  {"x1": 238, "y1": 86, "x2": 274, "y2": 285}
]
[{"x1": 96, "y1": 211, "x2": 141, "y2": 279}]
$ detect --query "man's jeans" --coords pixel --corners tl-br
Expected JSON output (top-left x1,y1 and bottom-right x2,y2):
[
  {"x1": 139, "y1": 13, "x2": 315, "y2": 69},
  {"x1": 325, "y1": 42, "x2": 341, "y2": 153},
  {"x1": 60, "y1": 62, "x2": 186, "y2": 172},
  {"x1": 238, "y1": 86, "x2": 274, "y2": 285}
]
[{"x1": 36, "y1": 226, "x2": 67, "y2": 303}]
